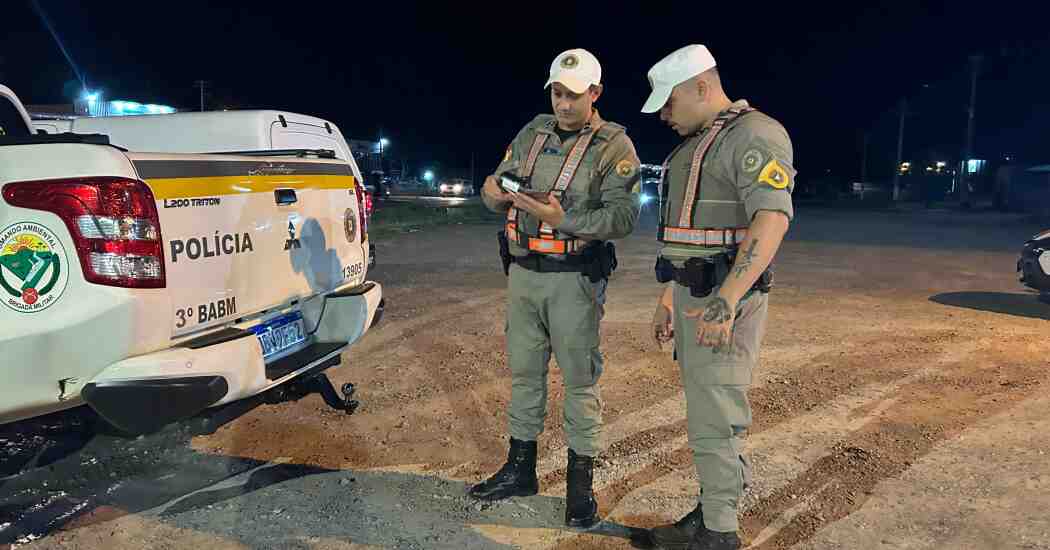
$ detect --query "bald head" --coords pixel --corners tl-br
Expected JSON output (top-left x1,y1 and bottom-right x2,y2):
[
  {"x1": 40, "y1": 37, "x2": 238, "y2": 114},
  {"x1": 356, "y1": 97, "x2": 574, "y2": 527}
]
[{"x1": 659, "y1": 67, "x2": 732, "y2": 136}]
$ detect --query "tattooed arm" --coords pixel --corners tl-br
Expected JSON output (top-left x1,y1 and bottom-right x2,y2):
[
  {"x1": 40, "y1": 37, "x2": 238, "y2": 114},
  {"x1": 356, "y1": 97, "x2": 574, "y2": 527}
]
[
  {"x1": 684, "y1": 210, "x2": 788, "y2": 351},
  {"x1": 716, "y1": 210, "x2": 789, "y2": 305}
]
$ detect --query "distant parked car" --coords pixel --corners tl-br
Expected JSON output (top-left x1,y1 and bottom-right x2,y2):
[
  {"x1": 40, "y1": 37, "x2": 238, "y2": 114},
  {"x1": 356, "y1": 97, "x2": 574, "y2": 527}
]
[
  {"x1": 1017, "y1": 228, "x2": 1050, "y2": 303},
  {"x1": 438, "y1": 178, "x2": 474, "y2": 197}
]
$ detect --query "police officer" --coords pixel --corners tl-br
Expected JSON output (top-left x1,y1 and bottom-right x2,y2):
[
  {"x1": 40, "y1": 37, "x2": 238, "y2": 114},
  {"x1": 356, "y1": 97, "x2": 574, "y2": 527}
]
[
  {"x1": 471, "y1": 48, "x2": 641, "y2": 530},
  {"x1": 641, "y1": 45, "x2": 794, "y2": 549}
]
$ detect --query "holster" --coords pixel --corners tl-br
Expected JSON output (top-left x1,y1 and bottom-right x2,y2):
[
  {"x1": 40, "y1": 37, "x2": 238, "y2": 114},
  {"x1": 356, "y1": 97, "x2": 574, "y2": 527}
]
[
  {"x1": 581, "y1": 241, "x2": 617, "y2": 283},
  {"x1": 497, "y1": 230, "x2": 513, "y2": 276},
  {"x1": 655, "y1": 252, "x2": 773, "y2": 298}
]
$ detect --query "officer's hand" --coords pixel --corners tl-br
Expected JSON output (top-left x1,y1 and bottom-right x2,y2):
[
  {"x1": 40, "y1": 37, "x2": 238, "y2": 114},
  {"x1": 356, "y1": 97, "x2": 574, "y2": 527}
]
[
  {"x1": 483, "y1": 175, "x2": 513, "y2": 204},
  {"x1": 510, "y1": 192, "x2": 565, "y2": 228},
  {"x1": 683, "y1": 295, "x2": 737, "y2": 354},
  {"x1": 653, "y1": 302, "x2": 674, "y2": 346}
]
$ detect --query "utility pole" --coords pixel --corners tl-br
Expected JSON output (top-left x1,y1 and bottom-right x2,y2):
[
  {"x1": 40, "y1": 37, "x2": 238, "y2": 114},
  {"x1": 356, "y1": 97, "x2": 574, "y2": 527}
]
[
  {"x1": 892, "y1": 98, "x2": 908, "y2": 202},
  {"x1": 193, "y1": 80, "x2": 209, "y2": 112},
  {"x1": 960, "y1": 54, "x2": 982, "y2": 209},
  {"x1": 860, "y1": 130, "x2": 869, "y2": 184}
]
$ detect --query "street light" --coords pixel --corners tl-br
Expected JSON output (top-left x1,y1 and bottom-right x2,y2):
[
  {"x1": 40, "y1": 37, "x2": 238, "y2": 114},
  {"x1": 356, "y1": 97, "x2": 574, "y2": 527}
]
[
  {"x1": 378, "y1": 137, "x2": 388, "y2": 175},
  {"x1": 423, "y1": 170, "x2": 434, "y2": 182}
]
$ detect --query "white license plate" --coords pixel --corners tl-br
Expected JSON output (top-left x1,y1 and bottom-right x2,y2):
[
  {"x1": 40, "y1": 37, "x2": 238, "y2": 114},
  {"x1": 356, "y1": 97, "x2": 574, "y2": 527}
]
[{"x1": 253, "y1": 312, "x2": 307, "y2": 359}]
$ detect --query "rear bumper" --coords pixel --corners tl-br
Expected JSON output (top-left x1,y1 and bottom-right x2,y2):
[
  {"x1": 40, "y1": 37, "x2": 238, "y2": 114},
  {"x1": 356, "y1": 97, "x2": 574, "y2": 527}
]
[{"x1": 81, "y1": 281, "x2": 383, "y2": 434}]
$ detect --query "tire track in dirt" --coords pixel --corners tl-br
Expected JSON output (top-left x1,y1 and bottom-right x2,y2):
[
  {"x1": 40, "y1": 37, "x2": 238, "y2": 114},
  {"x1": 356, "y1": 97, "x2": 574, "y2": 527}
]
[
  {"x1": 740, "y1": 334, "x2": 1049, "y2": 549},
  {"x1": 520, "y1": 326, "x2": 964, "y2": 550},
  {"x1": 535, "y1": 329, "x2": 955, "y2": 505},
  {"x1": 536, "y1": 328, "x2": 1046, "y2": 549}
]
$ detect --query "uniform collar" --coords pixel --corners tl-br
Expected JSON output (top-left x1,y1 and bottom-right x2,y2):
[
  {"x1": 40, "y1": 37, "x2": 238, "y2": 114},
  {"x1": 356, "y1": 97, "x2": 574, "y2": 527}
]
[
  {"x1": 539, "y1": 109, "x2": 604, "y2": 135},
  {"x1": 693, "y1": 99, "x2": 750, "y2": 136}
]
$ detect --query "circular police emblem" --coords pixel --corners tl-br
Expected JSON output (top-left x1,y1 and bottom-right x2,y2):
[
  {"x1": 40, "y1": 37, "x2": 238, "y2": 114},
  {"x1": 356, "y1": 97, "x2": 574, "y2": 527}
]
[
  {"x1": 0, "y1": 222, "x2": 69, "y2": 313},
  {"x1": 742, "y1": 149, "x2": 764, "y2": 173},
  {"x1": 561, "y1": 54, "x2": 579, "y2": 69},
  {"x1": 344, "y1": 208, "x2": 357, "y2": 243},
  {"x1": 616, "y1": 159, "x2": 637, "y2": 178}
]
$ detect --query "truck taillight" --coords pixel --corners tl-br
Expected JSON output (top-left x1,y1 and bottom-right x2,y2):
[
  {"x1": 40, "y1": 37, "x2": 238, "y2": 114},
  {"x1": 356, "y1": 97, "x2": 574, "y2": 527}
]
[
  {"x1": 352, "y1": 182, "x2": 368, "y2": 242},
  {"x1": 2, "y1": 177, "x2": 166, "y2": 288}
]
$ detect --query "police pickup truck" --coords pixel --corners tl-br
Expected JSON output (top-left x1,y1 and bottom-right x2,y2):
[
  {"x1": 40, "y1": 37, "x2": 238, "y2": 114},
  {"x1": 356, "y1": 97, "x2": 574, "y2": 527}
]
[{"x1": 0, "y1": 84, "x2": 383, "y2": 435}]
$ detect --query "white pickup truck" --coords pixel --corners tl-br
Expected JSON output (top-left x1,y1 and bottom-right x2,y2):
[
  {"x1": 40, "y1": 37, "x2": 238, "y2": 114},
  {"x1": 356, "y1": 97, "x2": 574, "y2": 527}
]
[{"x1": 0, "y1": 84, "x2": 383, "y2": 435}]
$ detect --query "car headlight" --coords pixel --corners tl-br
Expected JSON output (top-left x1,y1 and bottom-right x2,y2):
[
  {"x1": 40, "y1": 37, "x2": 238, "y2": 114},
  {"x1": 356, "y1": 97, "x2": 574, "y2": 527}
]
[
  {"x1": 440, "y1": 184, "x2": 449, "y2": 192},
  {"x1": 453, "y1": 184, "x2": 463, "y2": 193}
]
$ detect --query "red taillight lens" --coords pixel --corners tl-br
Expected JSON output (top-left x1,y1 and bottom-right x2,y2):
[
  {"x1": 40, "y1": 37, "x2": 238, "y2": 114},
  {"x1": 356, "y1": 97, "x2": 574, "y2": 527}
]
[
  {"x1": 2, "y1": 177, "x2": 166, "y2": 288},
  {"x1": 352, "y1": 182, "x2": 368, "y2": 242}
]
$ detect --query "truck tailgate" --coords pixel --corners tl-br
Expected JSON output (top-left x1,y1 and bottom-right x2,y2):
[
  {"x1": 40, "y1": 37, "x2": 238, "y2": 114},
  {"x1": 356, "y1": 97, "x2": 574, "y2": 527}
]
[{"x1": 129, "y1": 154, "x2": 368, "y2": 338}]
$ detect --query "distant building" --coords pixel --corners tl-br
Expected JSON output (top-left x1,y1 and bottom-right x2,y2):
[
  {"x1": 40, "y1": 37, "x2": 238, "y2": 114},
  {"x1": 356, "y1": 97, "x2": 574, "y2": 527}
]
[{"x1": 1006, "y1": 163, "x2": 1050, "y2": 216}]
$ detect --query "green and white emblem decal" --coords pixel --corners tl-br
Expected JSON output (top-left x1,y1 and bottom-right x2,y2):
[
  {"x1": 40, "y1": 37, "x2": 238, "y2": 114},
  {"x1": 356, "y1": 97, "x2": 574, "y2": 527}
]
[{"x1": 0, "y1": 222, "x2": 69, "y2": 313}]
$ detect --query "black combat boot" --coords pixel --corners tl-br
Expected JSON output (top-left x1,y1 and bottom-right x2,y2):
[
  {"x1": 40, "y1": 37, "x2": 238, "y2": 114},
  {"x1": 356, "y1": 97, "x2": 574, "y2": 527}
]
[
  {"x1": 649, "y1": 501, "x2": 703, "y2": 549},
  {"x1": 688, "y1": 527, "x2": 741, "y2": 550},
  {"x1": 468, "y1": 438, "x2": 538, "y2": 501},
  {"x1": 565, "y1": 449, "x2": 599, "y2": 529}
]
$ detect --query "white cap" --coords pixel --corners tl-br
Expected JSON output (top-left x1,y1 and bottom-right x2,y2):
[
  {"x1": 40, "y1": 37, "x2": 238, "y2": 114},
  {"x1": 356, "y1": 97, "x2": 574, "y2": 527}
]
[
  {"x1": 641, "y1": 44, "x2": 717, "y2": 113},
  {"x1": 544, "y1": 49, "x2": 602, "y2": 94}
]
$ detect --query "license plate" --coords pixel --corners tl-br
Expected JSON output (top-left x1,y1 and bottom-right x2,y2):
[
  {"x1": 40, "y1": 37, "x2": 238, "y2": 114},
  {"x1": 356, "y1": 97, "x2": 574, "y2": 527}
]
[{"x1": 252, "y1": 311, "x2": 307, "y2": 360}]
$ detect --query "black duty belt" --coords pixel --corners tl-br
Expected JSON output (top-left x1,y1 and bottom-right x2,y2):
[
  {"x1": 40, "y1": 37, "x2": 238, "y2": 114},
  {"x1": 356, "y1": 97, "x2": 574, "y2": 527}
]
[
  {"x1": 512, "y1": 253, "x2": 589, "y2": 273},
  {"x1": 655, "y1": 254, "x2": 773, "y2": 297}
]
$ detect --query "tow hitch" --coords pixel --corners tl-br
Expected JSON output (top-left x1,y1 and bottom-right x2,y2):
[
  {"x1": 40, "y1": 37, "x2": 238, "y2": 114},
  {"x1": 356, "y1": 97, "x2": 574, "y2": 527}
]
[
  {"x1": 190, "y1": 372, "x2": 359, "y2": 435},
  {"x1": 270, "y1": 373, "x2": 359, "y2": 415}
]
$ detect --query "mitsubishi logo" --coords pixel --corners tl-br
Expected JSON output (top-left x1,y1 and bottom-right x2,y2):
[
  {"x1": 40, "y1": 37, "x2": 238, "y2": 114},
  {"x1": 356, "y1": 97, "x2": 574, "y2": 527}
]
[{"x1": 283, "y1": 220, "x2": 301, "y2": 250}]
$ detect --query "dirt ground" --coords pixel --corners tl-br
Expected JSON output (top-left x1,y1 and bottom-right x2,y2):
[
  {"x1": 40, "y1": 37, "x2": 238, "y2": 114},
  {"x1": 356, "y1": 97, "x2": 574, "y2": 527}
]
[{"x1": 6, "y1": 204, "x2": 1050, "y2": 549}]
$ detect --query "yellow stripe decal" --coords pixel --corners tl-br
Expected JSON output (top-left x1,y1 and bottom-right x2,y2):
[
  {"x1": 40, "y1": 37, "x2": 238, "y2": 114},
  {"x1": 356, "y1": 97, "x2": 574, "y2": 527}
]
[{"x1": 146, "y1": 174, "x2": 356, "y2": 200}]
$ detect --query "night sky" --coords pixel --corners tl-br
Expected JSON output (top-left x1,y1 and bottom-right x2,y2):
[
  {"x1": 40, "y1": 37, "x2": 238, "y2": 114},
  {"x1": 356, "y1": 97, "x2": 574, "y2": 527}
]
[{"x1": 3, "y1": 1, "x2": 1048, "y2": 183}]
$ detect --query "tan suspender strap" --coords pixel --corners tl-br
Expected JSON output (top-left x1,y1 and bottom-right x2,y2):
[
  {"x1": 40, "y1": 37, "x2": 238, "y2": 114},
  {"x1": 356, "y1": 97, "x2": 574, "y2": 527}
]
[
  {"x1": 506, "y1": 133, "x2": 550, "y2": 234},
  {"x1": 538, "y1": 121, "x2": 604, "y2": 236},
  {"x1": 552, "y1": 121, "x2": 603, "y2": 195},
  {"x1": 677, "y1": 117, "x2": 730, "y2": 227},
  {"x1": 506, "y1": 121, "x2": 602, "y2": 254},
  {"x1": 522, "y1": 134, "x2": 549, "y2": 179},
  {"x1": 659, "y1": 107, "x2": 754, "y2": 247}
]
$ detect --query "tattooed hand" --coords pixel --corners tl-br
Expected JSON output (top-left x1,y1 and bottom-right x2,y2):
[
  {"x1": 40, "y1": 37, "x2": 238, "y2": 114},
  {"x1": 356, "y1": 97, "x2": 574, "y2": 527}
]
[{"x1": 684, "y1": 295, "x2": 737, "y2": 353}]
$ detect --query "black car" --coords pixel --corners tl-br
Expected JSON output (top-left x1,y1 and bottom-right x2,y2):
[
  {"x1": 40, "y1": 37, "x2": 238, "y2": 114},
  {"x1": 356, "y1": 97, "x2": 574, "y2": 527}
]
[{"x1": 1017, "y1": 228, "x2": 1050, "y2": 303}]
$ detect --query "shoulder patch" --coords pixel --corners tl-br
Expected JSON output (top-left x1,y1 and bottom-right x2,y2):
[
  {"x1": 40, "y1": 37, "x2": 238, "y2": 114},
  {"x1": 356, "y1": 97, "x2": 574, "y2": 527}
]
[
  {"x1": 616, "y1": 158, "x2": 637, "y2": 178},
  {"x1": 742, "y1": 149, "x2": 764, "y2": 173},
  {"x1": 758, "y1": 159, "x2": 790, "y2": 189}
]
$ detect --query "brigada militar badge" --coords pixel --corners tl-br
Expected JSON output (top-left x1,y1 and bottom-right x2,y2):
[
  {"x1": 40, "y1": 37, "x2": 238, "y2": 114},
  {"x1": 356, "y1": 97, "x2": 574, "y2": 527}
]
[
  {"x1": 561, "y1": 54, "x2": 579, "y2": 69},
  {"x1": 742, "y1": 149, "x2": 764, "y2": 173},
  {"x1": 758, "y1": 159, "x2": 790, "y2": 189},
  {"x1": 0, "y1": 222, "x2": 69, "y2": 313},
  {"x1": 616, "y1": 159, "x2": 636, "y2": 178}
]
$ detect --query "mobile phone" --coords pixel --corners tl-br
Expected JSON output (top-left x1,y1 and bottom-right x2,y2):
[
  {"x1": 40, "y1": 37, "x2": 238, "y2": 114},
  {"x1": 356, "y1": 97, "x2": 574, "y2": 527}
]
[
  {"x1": 499, "y1": 173, "x2": 526, "y2": 193},
  {"x1": 499, "y1": 173, "x2": 550, "y2": 203}
]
